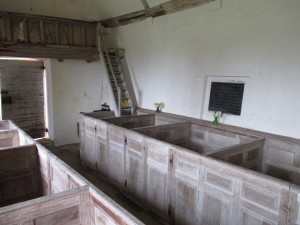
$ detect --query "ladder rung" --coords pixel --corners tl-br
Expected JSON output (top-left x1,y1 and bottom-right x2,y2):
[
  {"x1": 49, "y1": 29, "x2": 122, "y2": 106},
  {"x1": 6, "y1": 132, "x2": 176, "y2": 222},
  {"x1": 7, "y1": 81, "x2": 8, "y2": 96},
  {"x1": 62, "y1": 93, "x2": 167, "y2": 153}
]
[
  {"x1": 103, "y1": 52, "x2": 116, "y2": 56},
  {"x1": 104, "y1": 56, "x2": 117, "y2": 59},
  {"x1": 107, "y1": 71, "x2": 121, "y2": 74}
]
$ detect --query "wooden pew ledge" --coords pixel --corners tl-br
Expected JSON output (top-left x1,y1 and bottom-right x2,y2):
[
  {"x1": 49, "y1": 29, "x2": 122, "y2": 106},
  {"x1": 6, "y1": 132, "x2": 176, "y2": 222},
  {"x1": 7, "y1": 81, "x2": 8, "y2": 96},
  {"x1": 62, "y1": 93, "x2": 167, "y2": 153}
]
[
  {"x1": 132, "y1": 121, "x2": 191, "y2": 131},
  {"x1": 205, "y1": 138, "x2": 265, "y2": 158}
]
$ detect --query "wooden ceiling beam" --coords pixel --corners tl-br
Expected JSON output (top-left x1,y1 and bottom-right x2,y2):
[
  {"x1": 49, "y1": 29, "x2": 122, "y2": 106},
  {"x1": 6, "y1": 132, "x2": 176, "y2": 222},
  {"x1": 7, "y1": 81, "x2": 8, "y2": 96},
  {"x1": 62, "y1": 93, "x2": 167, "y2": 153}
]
[
  {"x1": 101, "y1": 0, "x2": 215, "y2": 28},
  {"x1": 140, "y1": 0, "x2": 150, "y2": 10}
]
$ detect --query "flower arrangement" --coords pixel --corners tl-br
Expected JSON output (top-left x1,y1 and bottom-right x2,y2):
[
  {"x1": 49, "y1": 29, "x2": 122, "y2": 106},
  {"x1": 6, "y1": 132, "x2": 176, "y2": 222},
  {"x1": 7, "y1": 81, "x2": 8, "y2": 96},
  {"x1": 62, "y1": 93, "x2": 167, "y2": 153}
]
[
  {"x1": 212, "y1": 111, "x2": 222, "y2": 125},
  {"x1": 154, "y1": 102, "x2": 165, "y2": 113}
]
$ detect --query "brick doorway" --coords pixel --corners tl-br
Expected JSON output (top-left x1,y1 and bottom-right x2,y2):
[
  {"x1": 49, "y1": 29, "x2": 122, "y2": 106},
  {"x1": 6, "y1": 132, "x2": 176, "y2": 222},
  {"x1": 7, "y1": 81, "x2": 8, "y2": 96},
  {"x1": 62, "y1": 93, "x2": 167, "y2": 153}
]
[{"x1": 0, "y1": 59, "x2": 46, "y2": 138}]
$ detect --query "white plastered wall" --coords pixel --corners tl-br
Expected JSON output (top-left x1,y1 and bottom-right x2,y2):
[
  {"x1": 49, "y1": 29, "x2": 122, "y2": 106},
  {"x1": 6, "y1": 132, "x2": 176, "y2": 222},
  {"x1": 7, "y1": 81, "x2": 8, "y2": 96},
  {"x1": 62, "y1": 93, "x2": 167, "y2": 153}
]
[
  {"x1": 49, "y1": 59, "x2": 111, "y2": 146},
  {"x1": 106, "y1": 0, "x2": 300, "y2": 139}
]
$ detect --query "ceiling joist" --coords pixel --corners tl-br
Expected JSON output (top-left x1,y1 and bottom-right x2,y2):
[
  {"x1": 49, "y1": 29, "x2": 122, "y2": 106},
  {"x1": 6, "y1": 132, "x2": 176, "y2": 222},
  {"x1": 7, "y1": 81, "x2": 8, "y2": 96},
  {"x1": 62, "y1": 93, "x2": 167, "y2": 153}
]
[{"x1": 101, "y1": 0, "x2": 215, "y2": 28}]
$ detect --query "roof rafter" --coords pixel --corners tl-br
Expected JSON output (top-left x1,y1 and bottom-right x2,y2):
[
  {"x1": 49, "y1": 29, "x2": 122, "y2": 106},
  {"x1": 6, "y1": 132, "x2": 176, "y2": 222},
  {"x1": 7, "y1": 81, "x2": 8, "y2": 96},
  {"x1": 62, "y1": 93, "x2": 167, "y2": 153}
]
[
  {"x1": 101, "y1": 0, "x2": 215, "y2": 28},
  {"x1": 140, "y1": 0, "x2": 150, "y2": 10}
]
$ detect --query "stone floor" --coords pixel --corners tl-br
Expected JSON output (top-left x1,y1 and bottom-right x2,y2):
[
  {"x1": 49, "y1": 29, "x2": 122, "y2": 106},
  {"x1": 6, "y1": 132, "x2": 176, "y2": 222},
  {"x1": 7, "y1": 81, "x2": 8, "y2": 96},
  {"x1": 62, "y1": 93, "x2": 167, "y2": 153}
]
[{"x1": 46, "y1": 143, "x2": 166, "y2": 225}]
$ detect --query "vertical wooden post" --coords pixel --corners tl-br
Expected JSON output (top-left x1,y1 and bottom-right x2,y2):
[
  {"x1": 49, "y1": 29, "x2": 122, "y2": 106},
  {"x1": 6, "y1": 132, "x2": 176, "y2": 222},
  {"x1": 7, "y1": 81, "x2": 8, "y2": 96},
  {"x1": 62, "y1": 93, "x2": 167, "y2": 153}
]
[
  {"x1": 40, "y1": 21, "x2": 45, "y2": 43},
  {"x1": 117, "y1": 86, "x2": 121, "y2": 117}
]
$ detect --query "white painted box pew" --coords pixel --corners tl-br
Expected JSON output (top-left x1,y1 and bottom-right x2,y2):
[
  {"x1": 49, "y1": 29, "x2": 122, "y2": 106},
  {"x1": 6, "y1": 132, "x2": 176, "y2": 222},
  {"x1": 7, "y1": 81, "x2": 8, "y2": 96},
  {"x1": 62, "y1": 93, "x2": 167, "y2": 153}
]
[
  {"x1": 0, "y1": 121, "x2": 10, "y2": 130},
  {"x1": 139, "y1": 108, "x2": 300, "y2": 185},
  {"x1": 131, "y1": 120, "x2": 264, "y2": 172},
  {"x1": 36, "y1": 142, "x2": 144, "y2": 225},
  {"x1": 263, "y1": 138, "x2": 300, "y2": 186},
  {"x1": 0, "y1": 120, "x2": 31, "y2": 148},
  {"x1": 123, "y1": 129, "x2": 294, "y2": 225},
  {"x1": 0, "y1": 144, "x2": 41, "y2": 207},
  {"x1": 103, "y1": 114, "x2": 156, "y2": 129},
  {"x1": 36, "y1": 143, "x2": 88, "y2": 195},
  {"x1": 78, "y1": 114, "x2": 155, "y2": 173},
  {"x1": 36, "y1": 143, "x2": 144, "y2": 225},
  {"x1": 0, "y1": 185, "x2": 143, "y2": 225},
  {"x1": 188, "y1": 123, "x2": 257, "y2": 154},
  {"x1": 83, "y1": 111, "x2": 115, "y2": 119},
  {"x1": 79, "y1": 114, "x2": 300, "y2": 225},
  {"x1": 0, "y1": 120, "x2": 145, "y2": 225},
  {"x1": 0, "y1": 186, "x2": 91, "y2": 225},
  {"x1": 6, "y1": 120, "x2": 35, "y2": 146},
  {"x1": 0, "y1": 130, "x2": 20, "y2": 148},
  {"x1": 132, "y1": 122, "x2": 191, "y2": 147},
  {"x1": 132, "y1": 122, "x2": 260, "y2": 156},
  {"x1": 205, "y1": 138, "x2": 265, "y2": 171}
]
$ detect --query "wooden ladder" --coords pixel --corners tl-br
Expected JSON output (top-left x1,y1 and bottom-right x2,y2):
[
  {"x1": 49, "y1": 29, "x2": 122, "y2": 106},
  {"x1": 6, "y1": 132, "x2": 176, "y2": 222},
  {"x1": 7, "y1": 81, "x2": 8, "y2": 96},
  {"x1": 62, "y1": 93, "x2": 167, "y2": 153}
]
[{"x1": 103, "y1": 48, "x2": 137, "y2": 116}]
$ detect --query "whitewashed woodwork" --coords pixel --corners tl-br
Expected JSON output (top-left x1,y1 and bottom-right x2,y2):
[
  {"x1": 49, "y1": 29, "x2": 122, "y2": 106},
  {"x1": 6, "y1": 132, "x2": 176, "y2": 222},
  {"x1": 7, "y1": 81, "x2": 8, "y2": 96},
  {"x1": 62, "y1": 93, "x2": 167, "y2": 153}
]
[
  {"x1": 189, "y1": 123, "x2": 256, "y2": 154},
  {"x1": 82, "y1": 117, "x2": 97, "y2": 170},
  {"x1": 0, "y1": 120, "x2": 145, "y2": 225},
  {"x1": 0, "y1": 145, "x2": 41, "y2": 207},
  {"x1": 0, "y1": 130, "x2": 19, "y2": 148},
  {"x1": 133, "y1": 122, "x2": 190, "y2": 147},
  {"x1": 4, "y1": 108, "x2": 299, "y2": 225},
  {"x1": 0, "y1": 187, "x2": 91, "y2": 225},
  {"x1": 104, "y1": 114, "x2": 155, "y2": 129},
  {"x1": 7, "y1": 120, "x2": 35, "y2": 146},
  {"x1": 95, "y1": 120, "x2": 109, "y2": 178},
  {"x1": 145, "y1": 138, "x2": 171, "y2": 220},
  {"x1": 263, "y1": 139, "x2": 300, "y2": 185},
  {"x1": 80, "y1": 111, "x2": 300, "y2": 225},
  {"x1": 50, "y1": 158, "x2": 70, "y2": 193},
  {"x1": 107, "y1": 124, "x2": 127, "y2": 190},
  {"x1": 206, "y1": 138, "x2": 265, "y2": 171},
  {"x1": 0, "y1": 121, "x2": 10, "y2": 130},
  {"x1": 288, "y1": 185, "x2": 300, "y2": 225},
  {"x1": 171, "y1": 148, "x2": 201, "y2": 225},
  {"x1": 125, "y1": 130, "x2": 146, "y2": 202},
  {"x1": 83, "y1": 111, "x2": 115, "y2": 119},
  {"x1": 0, "y1": 11, "x2": 98, "y2": 61},
  {"x1": 37, "y1": 144, "x2": 51, "y2": 195},
  {"x1": 201, "y1": 155, "x2": 289, "y2": 225},
  {"x1": 141, "y1": 108, "x2": 300, "y2": 184},
  {"x1": 154, "y1": 113, "x2": 187, "y2": 125},
  {"x1": 89, "y1": 188, "x2": 143, "y2": 225}
]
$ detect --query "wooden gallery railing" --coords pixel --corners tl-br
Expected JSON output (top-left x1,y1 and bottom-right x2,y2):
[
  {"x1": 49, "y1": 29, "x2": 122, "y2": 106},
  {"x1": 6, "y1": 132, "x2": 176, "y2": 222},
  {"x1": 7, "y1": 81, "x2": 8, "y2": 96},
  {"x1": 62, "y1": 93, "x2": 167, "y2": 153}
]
[
  {"x1": 79, "y1": 113, "x2": 300, "y2": 225},
  {"x1": 0, "y1": 11, "x2": 98, "y2": 61}
]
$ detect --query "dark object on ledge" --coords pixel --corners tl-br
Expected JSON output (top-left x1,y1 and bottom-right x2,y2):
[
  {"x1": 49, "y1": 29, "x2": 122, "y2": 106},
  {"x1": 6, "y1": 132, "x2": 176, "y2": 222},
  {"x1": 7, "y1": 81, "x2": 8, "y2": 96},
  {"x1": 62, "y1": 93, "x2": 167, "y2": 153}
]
[{"x1": 100, "y1": 103, "x2": 111, "y2": 111}]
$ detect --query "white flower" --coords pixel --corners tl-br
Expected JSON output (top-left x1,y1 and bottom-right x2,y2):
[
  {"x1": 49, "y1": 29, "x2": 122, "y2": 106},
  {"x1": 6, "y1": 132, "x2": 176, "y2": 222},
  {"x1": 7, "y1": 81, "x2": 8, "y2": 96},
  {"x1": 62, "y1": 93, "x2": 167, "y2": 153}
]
[
  {"x1": 154, "y1": 102, "x2": 165, "y2": 108},
  {"x1": 212, "y1": 111, "x2": 222, "y2": 118}
]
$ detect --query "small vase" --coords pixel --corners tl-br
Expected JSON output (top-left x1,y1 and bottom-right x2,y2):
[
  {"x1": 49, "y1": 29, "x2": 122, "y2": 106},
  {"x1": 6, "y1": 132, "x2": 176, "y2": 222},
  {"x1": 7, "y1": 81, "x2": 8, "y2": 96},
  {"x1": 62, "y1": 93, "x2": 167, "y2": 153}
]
[
  {"x1": 213, "y1": 118, "x2": 219, "y2": 125},
  {"x1": 156, "y1": 107, "x2": 161, "y2": 113}
]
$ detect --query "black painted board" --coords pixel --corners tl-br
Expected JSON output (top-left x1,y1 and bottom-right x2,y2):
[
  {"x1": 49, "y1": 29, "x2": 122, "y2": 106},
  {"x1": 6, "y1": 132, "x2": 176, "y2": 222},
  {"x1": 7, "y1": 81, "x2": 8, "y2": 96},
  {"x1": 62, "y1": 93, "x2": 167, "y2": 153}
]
[{"x1": 208, "y1": 82, "x2": 244, "y2": 115}]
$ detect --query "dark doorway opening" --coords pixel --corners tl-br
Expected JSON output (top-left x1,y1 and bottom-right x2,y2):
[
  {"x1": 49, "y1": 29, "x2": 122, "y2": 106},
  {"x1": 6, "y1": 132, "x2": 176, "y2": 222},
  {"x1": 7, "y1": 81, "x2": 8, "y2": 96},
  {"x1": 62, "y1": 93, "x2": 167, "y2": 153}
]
[{"x1": 0, "y1": 59, "x2": 46, "y2": 138}]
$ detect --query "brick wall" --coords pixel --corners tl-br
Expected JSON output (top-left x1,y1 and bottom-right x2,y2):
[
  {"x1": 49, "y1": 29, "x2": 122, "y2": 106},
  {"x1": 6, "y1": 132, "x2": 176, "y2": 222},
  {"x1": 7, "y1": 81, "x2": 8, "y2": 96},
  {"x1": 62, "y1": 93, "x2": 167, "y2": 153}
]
[{"x1": 0, "y1": 60, "x2": 45, "y2": 138}]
